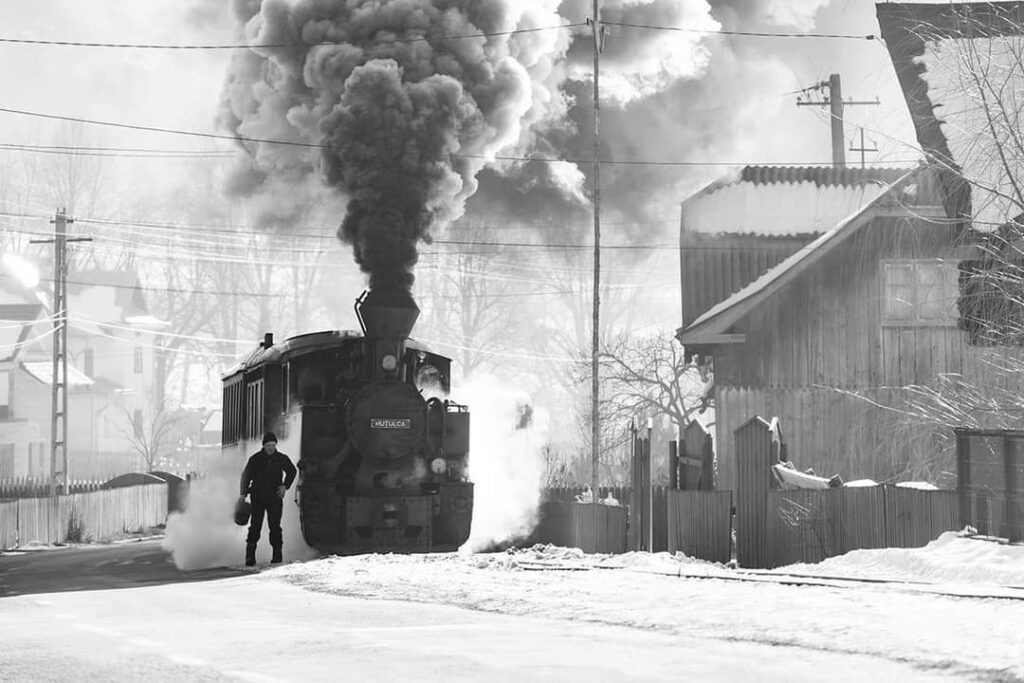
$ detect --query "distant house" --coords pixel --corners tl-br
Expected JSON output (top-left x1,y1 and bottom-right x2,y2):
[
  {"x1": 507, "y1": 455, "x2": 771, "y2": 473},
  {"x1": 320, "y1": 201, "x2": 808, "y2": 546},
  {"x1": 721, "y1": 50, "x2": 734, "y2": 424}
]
[{"x1": 0, "y1": 267, "x2": 165, "y2": 480}]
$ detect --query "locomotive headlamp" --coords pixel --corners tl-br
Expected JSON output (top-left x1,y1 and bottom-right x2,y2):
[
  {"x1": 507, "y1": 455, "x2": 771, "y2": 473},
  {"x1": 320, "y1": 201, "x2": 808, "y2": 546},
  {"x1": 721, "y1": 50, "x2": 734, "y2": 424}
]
[
  {"x1": 431, "y1": 457, "x2": 447, "y2": 475},
  {"x1": 382, "y1": 354, "x2": 398, "y2": 371}
]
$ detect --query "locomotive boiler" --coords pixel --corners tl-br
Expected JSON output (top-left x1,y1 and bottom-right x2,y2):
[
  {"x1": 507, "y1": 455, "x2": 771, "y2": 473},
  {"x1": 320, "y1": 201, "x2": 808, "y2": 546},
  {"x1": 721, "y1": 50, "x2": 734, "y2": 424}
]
[{"x1": 221, "y1": 289, "x2": 472, "y2": 554}]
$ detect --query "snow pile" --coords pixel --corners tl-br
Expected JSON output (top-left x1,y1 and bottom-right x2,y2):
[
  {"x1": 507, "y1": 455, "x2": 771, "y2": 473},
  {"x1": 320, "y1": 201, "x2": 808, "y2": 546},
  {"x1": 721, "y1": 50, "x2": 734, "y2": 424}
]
[{"x1": 775, "y1": 532, "x2": 1024, "y2": 586}]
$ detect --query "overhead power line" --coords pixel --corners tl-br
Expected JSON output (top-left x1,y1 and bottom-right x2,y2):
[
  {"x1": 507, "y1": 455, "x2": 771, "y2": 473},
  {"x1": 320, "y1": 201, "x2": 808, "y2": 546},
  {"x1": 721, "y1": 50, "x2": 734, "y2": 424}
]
[
  {"x1": 602, "y1": 20, "x2": 878, "y2": 40},
  {"x1": 0, "y1": 24, "x2": 585, "y2": 50},
  {"x1": 0, "y1": 106, "x2": 923, "y2": 166}
]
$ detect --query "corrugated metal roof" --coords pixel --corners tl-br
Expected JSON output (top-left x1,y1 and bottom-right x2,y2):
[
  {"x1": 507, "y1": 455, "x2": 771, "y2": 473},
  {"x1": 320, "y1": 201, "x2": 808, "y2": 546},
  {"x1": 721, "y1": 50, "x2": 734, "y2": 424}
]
[{"x1": 737, "y1": 166, "x2": 911, "y2": 187}]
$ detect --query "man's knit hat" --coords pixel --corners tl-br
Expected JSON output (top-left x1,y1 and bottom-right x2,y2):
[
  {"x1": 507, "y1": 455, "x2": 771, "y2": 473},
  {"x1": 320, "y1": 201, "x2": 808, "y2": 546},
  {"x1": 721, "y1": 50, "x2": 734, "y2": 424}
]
[{"x1": 262, "y1": 432, "x2": 278, "y2": 445}]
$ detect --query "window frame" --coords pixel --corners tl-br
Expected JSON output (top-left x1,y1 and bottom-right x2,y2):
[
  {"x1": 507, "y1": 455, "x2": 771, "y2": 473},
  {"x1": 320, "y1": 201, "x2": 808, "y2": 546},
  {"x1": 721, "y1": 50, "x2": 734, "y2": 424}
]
[{"x1": 881, "y1": 259, "x2": 960, "y2": 327}]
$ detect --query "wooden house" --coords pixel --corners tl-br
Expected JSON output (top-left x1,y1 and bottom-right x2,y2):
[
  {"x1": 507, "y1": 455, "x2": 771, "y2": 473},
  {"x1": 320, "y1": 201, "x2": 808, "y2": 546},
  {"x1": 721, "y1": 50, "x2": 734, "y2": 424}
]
[{"x1": 676, "y1": 2, "x2": 1024, "y2": 492}]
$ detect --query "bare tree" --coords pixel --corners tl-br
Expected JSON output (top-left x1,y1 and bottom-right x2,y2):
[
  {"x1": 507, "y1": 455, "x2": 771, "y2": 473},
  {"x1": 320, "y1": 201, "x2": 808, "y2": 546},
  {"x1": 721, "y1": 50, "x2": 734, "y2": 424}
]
[{"x1": 118, "y1": 406, "x2": 188, "y2": 472}]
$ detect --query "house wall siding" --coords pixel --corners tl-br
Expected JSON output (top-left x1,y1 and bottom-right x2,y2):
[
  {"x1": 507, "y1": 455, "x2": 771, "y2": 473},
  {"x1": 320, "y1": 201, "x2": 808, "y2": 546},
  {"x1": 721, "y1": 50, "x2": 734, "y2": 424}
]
[
  {"x1": 679, "y1": 233, "x2": 814, "y2": 329},
  {"x1": 710, "y1": 217, "x2": 1022, "y2": 488}
]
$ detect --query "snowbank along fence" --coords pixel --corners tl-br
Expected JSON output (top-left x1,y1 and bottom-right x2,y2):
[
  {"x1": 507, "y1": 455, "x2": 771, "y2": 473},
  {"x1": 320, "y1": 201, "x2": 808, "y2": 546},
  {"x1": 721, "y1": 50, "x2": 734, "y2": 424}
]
[{"x1": 0, "y1": 482, "x2": 167, "y2": 549}]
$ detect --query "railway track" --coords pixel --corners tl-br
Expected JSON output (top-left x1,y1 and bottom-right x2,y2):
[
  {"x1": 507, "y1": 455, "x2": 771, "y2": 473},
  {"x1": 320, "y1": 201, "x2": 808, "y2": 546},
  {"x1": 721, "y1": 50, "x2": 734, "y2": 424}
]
[{"x1": 514, "y1": 559, "x2": 1024, "y2": 601}]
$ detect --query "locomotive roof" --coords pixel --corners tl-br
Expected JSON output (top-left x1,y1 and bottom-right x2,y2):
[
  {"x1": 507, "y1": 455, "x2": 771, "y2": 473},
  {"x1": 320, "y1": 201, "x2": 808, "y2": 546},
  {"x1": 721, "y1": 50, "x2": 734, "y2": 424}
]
[{"x1": 222, "y1": 330, "x2": 440, "y2": 378}]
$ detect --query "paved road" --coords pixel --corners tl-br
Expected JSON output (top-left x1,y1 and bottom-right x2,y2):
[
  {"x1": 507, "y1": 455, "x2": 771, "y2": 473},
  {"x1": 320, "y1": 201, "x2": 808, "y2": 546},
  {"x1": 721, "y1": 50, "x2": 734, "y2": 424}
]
[
  {"x1": 0, "y1": 541, "x2": 963, "y2": 682},
  {"x1": 0, "y1": 538, "x2": 244, "y2": 597}
]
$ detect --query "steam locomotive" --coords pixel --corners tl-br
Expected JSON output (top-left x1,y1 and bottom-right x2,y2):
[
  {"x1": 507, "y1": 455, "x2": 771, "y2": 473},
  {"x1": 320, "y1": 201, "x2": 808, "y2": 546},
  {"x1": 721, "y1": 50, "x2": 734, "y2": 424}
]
[{"x1": 221, "y1": 289, "x2": 473, "y2": 554}]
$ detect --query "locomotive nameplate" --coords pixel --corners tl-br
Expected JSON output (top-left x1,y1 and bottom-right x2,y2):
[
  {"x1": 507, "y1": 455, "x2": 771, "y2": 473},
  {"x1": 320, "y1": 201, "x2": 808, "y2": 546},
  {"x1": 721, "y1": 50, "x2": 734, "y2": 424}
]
[{"x1": 370, "y1": 418, "x2": 412, "y2": 429}]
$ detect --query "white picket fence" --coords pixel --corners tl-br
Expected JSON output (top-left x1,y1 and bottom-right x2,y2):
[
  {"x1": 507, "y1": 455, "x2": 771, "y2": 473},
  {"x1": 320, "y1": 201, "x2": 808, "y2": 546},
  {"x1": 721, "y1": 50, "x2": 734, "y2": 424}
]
[{"x1": 0, "y1": 483, "x2": 167, "y2": 549}]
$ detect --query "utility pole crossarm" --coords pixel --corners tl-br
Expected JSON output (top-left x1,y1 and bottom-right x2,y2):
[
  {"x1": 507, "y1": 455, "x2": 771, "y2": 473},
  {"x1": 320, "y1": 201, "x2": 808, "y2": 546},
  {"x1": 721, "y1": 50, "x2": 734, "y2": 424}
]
[{"x1": 795, "y1": 73, "x2": 880, "y2": 168}]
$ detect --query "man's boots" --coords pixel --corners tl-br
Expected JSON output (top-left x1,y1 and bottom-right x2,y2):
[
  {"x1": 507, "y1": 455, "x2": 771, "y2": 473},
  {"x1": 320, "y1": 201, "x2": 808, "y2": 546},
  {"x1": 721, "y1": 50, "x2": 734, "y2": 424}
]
[
  {"x1": 245, "y1": 544, "x2": 256, "y2": 567},
  {"x1": 271, "y1": 546, "x2": 283, "y2": 564}
]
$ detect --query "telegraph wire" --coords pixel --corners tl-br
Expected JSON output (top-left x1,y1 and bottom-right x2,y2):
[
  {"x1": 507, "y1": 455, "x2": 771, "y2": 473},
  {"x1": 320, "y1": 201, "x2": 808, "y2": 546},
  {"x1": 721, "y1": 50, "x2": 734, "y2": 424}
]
[
  {"x1": 602, "y1": 20, "x2": 877, "y2": 40},
  {"x1": 0, "y1": 24, "x2": 585, "y2": 50},
  {"x1": 0, "y1": 105, "x2": 923, "y2": 166}
]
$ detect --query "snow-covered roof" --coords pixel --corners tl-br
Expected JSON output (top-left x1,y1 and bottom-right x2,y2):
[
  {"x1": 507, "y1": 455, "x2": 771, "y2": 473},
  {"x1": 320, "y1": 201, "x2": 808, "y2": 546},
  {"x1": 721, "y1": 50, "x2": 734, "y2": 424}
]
[
  {"x1": 678, "y1": 167, "x2": 935, "y2": 342},
  {"x1": 21, "y1": 361, "x2": 94, "y2": 387},
  {"x1": 681, "y1": 166, "x2": 927, "y2": 236}
]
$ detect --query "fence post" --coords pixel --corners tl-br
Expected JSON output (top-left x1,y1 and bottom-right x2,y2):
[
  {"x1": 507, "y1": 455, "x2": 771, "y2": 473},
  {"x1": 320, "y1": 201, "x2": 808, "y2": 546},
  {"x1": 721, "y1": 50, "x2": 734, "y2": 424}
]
[
  {"x1": 1004, "y1": 433, "x2": 1021, "y2": 543},
  {"x1": 955, "y1": 428, "x2": 971, "y2": 530},
  {"x1": 669, "y1": 441, "x2": 678, "y2": 491},
  {"x1": 734, "y1": 416, "x2": 774, "y2": 569}
]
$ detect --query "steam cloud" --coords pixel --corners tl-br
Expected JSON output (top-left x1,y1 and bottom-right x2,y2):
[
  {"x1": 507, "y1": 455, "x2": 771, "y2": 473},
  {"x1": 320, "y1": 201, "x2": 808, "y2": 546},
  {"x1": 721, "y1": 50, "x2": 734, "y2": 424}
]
[{"x1": 455, "y1": 375, "x2": 548, "y2": 554}]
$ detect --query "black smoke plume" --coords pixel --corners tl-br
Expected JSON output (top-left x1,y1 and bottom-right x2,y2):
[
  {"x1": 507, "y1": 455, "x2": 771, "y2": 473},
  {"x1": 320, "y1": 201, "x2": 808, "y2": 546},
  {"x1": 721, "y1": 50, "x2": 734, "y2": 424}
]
[{"x1": 219, "y1": 0, "x2": 569, "y2": 292}]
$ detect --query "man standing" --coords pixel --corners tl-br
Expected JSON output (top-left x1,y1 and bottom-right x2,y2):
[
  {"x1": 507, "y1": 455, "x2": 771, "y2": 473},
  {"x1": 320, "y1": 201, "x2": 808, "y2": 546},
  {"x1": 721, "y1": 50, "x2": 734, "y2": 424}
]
[{"x1": 239, "y1": 432, "x2": 297, "y2": 566}]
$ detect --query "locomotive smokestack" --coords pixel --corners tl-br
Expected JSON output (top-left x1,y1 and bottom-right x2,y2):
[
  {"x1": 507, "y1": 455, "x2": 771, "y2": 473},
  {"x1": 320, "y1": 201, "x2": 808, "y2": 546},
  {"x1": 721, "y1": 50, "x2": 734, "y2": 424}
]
[{"x1": 356, "y1": 289, "x2": 420, "y2": 341}]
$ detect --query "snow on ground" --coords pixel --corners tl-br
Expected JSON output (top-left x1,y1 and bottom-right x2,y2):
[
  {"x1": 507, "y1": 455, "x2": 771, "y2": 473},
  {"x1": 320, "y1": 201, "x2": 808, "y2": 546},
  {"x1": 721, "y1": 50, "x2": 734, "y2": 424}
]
[
  {"x1": 773, "y1": 532, "x2": 1024, "y2": 586},
  {"x1": 253, "y1": 533, "x2": 1024, "y2": 680}
]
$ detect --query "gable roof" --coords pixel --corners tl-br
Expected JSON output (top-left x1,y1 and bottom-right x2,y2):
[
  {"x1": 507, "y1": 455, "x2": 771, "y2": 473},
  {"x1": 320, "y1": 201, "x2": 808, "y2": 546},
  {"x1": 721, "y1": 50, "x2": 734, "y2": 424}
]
[
  {"x1": 877, "y1": 1, "x2": 1024, "y2": 222},
  {"x1": 68, "y1": 270, "x2": 149, "y2": 319},
  {"x1": 677, "y1": 166, "x2": 943, "y2": 345},
  {"x1": 681, "y1": 165, "x2": 939, "y2": 236}
]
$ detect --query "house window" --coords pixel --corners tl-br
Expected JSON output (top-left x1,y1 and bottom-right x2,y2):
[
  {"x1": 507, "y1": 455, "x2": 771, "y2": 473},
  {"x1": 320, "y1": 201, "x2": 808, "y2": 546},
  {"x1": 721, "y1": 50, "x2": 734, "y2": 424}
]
[
  {"x1": 883, "y1": 261, "x2": 959, "y2": 325},
  {"x1": 0, "y1": 444, "x2": 14, "y2": 478},
  {"x1": 0, "y1": 370, "x2": 9, "y2": 419},
  {"x1": 133, "y1": 346, "x2": 144, "y2": 374},
  {"x1": 133, "y1": 409, "x2": 144, "y2": 438},
  {"x1": 84, "y1": 348, "x2": 94, "y2": 377}
]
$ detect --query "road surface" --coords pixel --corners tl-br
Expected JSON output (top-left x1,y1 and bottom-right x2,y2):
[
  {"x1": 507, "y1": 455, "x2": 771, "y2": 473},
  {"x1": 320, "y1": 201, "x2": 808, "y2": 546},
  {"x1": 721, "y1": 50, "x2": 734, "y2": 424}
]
[{"x1": 0, "y1": 540, "x2": 964, "y2": 682}]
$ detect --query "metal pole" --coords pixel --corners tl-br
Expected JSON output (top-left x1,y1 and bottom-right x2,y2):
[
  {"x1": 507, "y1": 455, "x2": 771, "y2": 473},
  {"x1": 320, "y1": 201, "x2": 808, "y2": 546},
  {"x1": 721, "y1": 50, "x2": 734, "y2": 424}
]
[
  {"x1": 590, "y1": 0, "x2": 602, "y2": 499},
  {"x1": 646, "y1": 418, "x2": 653, "y2": 552}
]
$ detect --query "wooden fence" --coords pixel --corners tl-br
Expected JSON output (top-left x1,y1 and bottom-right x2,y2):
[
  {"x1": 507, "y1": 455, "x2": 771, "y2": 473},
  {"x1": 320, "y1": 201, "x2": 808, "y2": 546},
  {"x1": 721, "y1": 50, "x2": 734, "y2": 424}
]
[
  {"x1": 0, "y1": 483, "x2": 168, "y2": 549},
  {"x1": 766, "y1": 486, "x2": 959, "y2": 568},
  {"x1": 0, "y1": 477, "x2": 106, "y2": 499},
  {"x1": 666, "y1": 489, "x2": 733, "y2": 564},
  {"x1": 543, "y1": 486, "x2": 668, "y2": 552},
  {"x1": 527, "y1": 501, "x2": 628, "y2": 554}
]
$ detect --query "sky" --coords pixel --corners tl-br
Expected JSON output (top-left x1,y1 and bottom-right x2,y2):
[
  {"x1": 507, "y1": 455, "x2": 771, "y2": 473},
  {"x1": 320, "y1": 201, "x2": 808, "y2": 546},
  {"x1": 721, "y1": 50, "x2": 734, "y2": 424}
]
[{"x1": 0, "y1": 0, "x2": 925, "y2": 228}]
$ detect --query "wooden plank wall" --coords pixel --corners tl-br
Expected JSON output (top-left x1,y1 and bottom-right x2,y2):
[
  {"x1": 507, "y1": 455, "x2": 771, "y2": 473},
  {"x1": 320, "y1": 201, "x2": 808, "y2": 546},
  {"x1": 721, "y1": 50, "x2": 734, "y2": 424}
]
[
  {"x1": 884, "y1": 488, "x2": 959, "y2": 548},
  {"x1": 666, "y1": 490, "x2": 733, "y2": 564},
  {"x1": 1, "y1": 484, "x2": 168, "y2": 549},
  {"x1": 529, "y1": 501, "x2": 628, "y2": 554},
  {"x1": 543, "y1": 487, "x2": 667, "y2": 552},
  {"x1": 734, "y1": 417, "x2": 773, "y2": 568},
  {"x1": 767, "y1": 488, "x2": 887, "y2": 568},
  {"x1": 766, "y1": 487, "x2": 959, "y2": 568},
  {"x1": 715, "y1": 385, "x2": 958, "y2": 493},
  {"x1": 680, "y1": 421, "x2": 715, "y2": 490},
  {"x1": 680, "y1": 233, "x2": 813, "y2": 328}
]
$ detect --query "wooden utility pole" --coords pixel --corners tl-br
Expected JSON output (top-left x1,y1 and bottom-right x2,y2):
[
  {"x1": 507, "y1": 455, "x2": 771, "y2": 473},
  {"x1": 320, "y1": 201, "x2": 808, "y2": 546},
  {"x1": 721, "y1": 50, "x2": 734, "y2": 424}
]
[
  {"x1": 30, "y1": 210, "x2": 90, "y2": 496},
  {"x1": 796, "y1": 73, "x2": 879, "y2": 167},
  {"x1": 589, "y1": 1, "x2": 604, "y2": 497}
]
